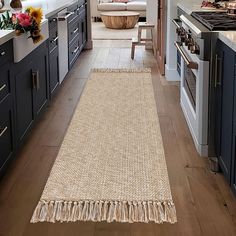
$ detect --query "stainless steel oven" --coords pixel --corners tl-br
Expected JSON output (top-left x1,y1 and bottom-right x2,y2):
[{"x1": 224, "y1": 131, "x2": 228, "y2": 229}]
[{"x1": 173, "y1": 15, "x2": 210, "y2": 157}]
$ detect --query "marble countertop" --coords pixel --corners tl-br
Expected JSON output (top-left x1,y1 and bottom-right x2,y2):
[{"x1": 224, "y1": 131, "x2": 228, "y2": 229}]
[
  {"x1": 0, "y1": 0, "x2": 79, "y2": 45},
  {"x1": 177, "y1": 0, "x2": 226, "y2": 15},
  {"x1": 0, "y1": 29, "x2": 14, "y2": 45},
  {"x1": 218, "y1": 32, "x2": 236, "y2": 52}
]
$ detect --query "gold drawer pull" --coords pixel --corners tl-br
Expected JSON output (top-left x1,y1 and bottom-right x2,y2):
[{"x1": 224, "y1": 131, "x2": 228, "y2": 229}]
[
  {"x1": 72, "y1": 46, "x2": 79, "y2": 54},
  {"x1": 73, "y1": 28, "x2": 79, "y2": 34},
  {"x1": 0, "y1": 126, "x2": 8, "y2": 137},
  {"x1": 0, "y1": 84, "x2": 6, "y2": 92}
]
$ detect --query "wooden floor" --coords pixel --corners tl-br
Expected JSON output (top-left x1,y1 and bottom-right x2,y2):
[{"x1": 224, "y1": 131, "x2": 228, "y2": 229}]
[{"x1": 0, "y1": 40, "x2": 236, "y2": 236}]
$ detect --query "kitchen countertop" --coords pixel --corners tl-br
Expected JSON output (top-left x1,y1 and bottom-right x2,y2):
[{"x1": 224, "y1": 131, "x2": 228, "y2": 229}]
[
  {"x1": 0, "y1": 0, "x2": 79, "y2": 45},
  {"x1": 0, "y1": 29, "x2": 14, "y2": 45},
  {"x1": 177, "y1": 1, "x2": 203, "y2": 15},
  {"x1": 218, "y1": 32, "x2": 236, "y2": 52},
  {"x1": 177, "y1": 1, "x2": 236, "y2": 52}
]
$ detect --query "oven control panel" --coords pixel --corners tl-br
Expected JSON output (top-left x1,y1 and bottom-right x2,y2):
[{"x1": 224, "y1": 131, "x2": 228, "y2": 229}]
[{"x1": 176, "y1": 27, "x2": 200, "y2": 55}]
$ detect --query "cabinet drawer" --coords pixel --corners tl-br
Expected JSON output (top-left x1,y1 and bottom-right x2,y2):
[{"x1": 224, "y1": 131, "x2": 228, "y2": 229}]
[
  {"x1": 78, "y1": 0, "x2": 86, "y2": 7},
  {"x1": 68, "y1": 3, "x2": 79, "y2": 23},
  {"x1": 49, "y1": 27, "x2": 59, "y2": 53},
  {"x1": 0, "y1": 97, "x2": 14, "y2": 170},
  {"x1": 68, "y1": 16, "x2": 79, "y2": 45},
  {"x1": 49, "y1": 48, "x2": 59, "y2": 96},
  {"x1": 0, "y1": 40, "x2": 13, "y2": 67},
  {"x1": 78, "y1": 3, "x2": 86, "y2": 16},
  {"x1": 69, "y1": 37, "x2": 80, "y2": 69},
  {"x1": 48, "y1": 14, "x2": 58, "y2": 30},
  {"x1": 0, "y1": 64, "x2": 11, "y2": 103}
]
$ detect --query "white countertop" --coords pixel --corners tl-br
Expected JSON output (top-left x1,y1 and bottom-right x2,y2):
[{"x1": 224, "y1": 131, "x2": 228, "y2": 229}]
[
  {"x1": 0, "y1": 29, "x2": 14, "y2": 45},
  {"x1": 177, "y1": 1, "x2": 203, "y2": 15},
  {"x1": 218, "y1": 32, "x2": 236, "y2": 52},
  {"x1": 177, "y1": 0, "x2": 226, "y2": 15},
  {"x1": 0, "y1": 0, "x2": 79, "y2": 45}
]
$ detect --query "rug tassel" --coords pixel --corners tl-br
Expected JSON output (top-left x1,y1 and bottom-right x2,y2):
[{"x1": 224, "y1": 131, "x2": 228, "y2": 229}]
[
  {"x1": 128, "y1": 201, "x2": 134, "y2": 223},
  {"x1": 138, "y1": 201, "x2": 144, "y2": 222},
  {"x1": 30, "y1": 200, "x2": 177, "y2": 224},
  {"x1": 148, "y1": 201, "x2": 154, "y2": 222},
  {"x1": 143, "y1": 201, "x2": 148, "y2": 223}
]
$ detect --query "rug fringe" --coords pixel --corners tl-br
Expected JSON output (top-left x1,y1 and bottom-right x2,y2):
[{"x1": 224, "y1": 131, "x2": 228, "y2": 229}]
[
  {"x1": 30, "y1": 200, "x2": 177, "y2": 224},
  {"x1": 91, "y1": 68, "x2": 151, "y2": 73}
]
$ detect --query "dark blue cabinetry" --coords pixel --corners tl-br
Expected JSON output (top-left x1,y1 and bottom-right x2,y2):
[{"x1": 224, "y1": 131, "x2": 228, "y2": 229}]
[
  {"x1": 48, "y1": 14, "x2": 60, "y2": 97},
  {"x1": 14, "y1": 42, "x2": 49, "y2": 146},
  {"x1": 0, "y1": 40, "x2": 15, "y2": 177},
  {"x1": 215, "y1": 39, "x2": 236, "y2": 195},
  {"x1": 0, "y1": 0, "x2": 88, "y2": 178}
]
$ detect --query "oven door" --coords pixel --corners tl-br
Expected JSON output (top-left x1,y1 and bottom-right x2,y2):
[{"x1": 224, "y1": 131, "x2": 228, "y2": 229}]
[
  {"x1": 172, "y1": 19, "x2": 183, "y2": 76},
  {"x1": 175, "y1": 42, "x2": 210, "y2": 156}
]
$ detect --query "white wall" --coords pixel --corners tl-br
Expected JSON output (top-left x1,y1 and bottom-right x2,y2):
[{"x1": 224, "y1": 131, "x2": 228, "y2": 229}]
[
  {"x1": 146, "y1": 0, "x2": 157, "y2": 47},
  {"x1": 165, "y1": 0, "x2": 179, "y2": 81}
]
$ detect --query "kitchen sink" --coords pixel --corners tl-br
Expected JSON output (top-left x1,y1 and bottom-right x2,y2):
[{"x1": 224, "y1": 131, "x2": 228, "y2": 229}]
[{"x1": 13, "y1": 19, "x2": 49, "y2": 63}]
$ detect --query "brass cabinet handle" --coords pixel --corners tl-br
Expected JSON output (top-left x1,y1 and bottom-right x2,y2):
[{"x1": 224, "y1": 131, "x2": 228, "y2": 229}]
[
  {"x1": 58, "y1": 12, "x2": 74, "y2": 21},
  {"x1": 0, "y1": 126, "x2": 8, "y2": 137},
  {"x1": 73, "y1": 28, "x2": 79, "y2": 34},
  {"x1": 51, "y1": 36, "x2": 58, "y2": 43},
  {"x1": 174, "y1": 42, "x2": 198, "y2": 70},
  {"x1": 32, "y1": 71, "x2": 40, "y2": 90},
  {"x1": 0, "y1": 51, "x2": 6, "y2": 56},
  {"x1": 214, "y1": 54, "x2": 222, "y2": 88},
  {"x1": 72, "y1": 46, "x2": 79, "y2": 54},
  {"x1": 0, "y1": 83, "x2": 6, "y2": 92}
]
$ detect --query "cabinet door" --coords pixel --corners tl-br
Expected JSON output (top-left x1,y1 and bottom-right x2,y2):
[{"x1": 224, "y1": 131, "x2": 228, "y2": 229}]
[
  {"x1": 78, "y1": 4, "x2": 86, "y2": 49},
  {"x1": 15, "y1": 62, "x2": 34, "y2": 144},
  {"x1": 32, "y1": 48, "x2": 49, "y2": 116},
  {"x1": 216, "y1": 40, "x2": 235, "y2": 183},
  {"x1": 0, "y1": 90, "x2": 14, "y2": 175},
  {"x1": 49, "y1": 48, "x2": 59, "y2": 96}
]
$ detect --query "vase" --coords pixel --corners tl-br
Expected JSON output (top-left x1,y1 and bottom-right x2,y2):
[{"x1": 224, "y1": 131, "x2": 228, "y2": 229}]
[{"x1": 10, "y1": 0, "x2": 22, "y2": 12}]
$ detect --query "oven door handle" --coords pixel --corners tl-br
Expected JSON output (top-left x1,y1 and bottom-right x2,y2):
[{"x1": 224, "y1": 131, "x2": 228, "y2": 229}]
[
  {"x1": 174, "y1": 42, "x2": 198, "y2": 70},
  {"x1": 172, "y1": 19, "x2": 182, "y2": 29}
]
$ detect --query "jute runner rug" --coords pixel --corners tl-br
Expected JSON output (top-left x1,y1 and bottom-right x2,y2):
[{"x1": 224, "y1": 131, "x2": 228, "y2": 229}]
[{"x1": 31, "y1": 68, "x2": 177, "y2": 224}]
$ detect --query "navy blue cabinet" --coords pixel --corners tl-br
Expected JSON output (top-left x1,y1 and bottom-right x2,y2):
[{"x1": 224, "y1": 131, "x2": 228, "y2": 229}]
[
  {"x1": 14, "y1": 41, "x2": 49, "y2": 145},
  {"x1": 0, "y1": 0, "x2": 88, "y2": 178},
  {"x1": 0, "y1": 40, "x2": 15, "y2": 176},
  {"x1": 68, "y1": 1, "x2": 87, "y2": 69},
  {"x1": 48, "y1": 14, "x2": 60, "y2": 96},
  {"x1": 215, "y1": 39, "x2": 236, "y2": 195}
]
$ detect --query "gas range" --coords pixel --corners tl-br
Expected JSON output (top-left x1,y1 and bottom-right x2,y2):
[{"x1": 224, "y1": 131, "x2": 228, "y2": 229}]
[
  {"x1": 191, "y1": 12, "x2": 236, "y2": 31},
  {"x1": 173, "y1": 9, "x2": 231, "y2": 158}
]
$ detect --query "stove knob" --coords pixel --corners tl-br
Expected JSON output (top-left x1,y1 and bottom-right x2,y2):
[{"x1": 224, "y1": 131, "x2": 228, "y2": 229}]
[
  {"x1": 184, "y1": 33, "x2": 192, "y2": 46},
  {"x1": 181, "y1": 35, "x2": 185, "y2": 43},
  {"x1": 190, "y1": 43, "x2": 200, "y2": 55},
  {"x1": 188, "y1": 38, "x2": 194, "y2": 50}
]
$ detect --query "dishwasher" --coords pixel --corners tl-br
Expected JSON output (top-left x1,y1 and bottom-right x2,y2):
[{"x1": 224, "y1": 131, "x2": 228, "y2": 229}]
[{"x1": 57, "y1": 9, "x2": 72, "y2": 83}]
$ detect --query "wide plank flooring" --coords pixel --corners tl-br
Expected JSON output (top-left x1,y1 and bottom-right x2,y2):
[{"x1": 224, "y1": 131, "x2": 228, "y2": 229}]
[{"x1": 0, "y1": 40, "x2": 236, "y2": 236}]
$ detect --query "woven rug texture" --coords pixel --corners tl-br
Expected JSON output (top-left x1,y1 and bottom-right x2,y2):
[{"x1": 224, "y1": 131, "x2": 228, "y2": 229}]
[{"x1": 31, "y1": 68, "x2": 177, "y2": 224}]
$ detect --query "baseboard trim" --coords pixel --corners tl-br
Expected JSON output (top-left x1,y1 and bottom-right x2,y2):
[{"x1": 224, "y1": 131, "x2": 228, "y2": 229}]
[
  {"x1": 85, "y1": 40, "x2": 93, "y2": 50},
  {"x1": 165, "y1": 65, "x2": 180, "y2": 81}
]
